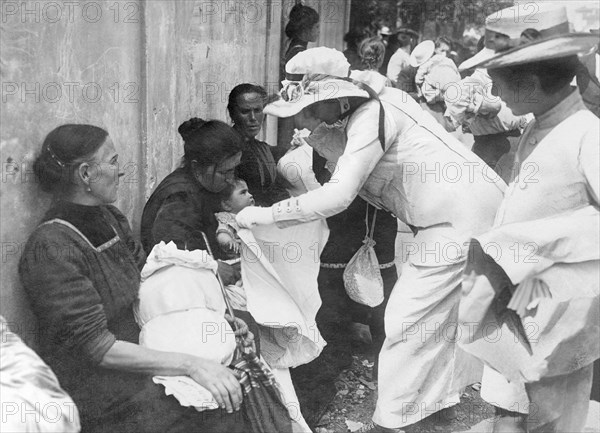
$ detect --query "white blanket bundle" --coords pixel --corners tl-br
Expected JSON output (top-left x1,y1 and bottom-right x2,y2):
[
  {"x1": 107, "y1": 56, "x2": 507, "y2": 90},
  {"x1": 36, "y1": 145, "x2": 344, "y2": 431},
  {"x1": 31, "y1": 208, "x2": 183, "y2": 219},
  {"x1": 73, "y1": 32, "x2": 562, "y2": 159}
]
[{"x1": 135, "y1": 241, "x2": 236, "y2": 411}]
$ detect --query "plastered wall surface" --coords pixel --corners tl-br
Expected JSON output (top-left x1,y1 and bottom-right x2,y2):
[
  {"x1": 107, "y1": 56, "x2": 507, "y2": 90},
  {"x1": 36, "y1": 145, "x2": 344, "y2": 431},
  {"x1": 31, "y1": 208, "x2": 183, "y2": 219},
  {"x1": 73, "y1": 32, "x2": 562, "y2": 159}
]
[{"x1": 0, "y1": 0, "x2": 349, "y2": 344}]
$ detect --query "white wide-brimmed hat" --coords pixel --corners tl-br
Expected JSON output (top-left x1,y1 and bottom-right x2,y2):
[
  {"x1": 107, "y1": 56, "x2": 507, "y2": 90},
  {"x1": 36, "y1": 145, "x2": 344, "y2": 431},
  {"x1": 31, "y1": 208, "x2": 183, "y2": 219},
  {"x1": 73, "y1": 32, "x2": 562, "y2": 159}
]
[
  {"x1": 264, "y1": 47, "x2": 370, "y2": 119},
  {"x1": 459, "y1": 4, "x2": 599, "y2": 71},
  {"x1": 409, "y1": 40, "x2": 435, "y2": 67}
]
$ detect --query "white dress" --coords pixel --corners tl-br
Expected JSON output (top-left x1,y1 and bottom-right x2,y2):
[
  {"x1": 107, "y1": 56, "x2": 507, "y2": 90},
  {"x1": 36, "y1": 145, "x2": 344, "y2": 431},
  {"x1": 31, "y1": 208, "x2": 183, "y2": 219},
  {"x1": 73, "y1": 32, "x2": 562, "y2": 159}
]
[{"x1": 269, "y1": 73, "x2": 506, "y2": 428}]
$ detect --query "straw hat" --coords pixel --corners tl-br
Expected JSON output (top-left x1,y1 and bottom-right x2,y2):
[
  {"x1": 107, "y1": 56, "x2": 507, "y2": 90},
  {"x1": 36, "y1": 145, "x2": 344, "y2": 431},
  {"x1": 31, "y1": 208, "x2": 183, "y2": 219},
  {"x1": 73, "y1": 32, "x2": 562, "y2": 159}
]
[
  {"x1": 264, "y1": 47, "x2": 370, "y2": 118},
  {"x1": 459, "y1": 4, "x2": 598, "y2": 71},
  {"x1": 409, "y1": 40, "x2": 435, "y2": 67}
]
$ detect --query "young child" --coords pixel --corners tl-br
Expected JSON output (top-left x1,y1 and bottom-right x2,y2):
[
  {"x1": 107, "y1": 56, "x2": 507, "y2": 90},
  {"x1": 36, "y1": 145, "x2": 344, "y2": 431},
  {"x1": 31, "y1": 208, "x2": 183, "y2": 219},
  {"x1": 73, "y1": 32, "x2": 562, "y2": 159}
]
[{"x1": 215, "y1": 178, "x2": 255, "y2": 256}]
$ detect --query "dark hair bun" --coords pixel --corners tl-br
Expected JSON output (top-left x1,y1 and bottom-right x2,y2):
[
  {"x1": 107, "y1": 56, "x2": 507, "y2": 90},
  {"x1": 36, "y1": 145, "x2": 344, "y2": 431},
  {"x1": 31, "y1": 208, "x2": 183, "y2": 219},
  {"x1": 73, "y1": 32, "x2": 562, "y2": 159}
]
[
  {"x1": 285, "y1": 4, "x2": 319, "y2": 39},
  {"x1": 178, "y1": 117, "x2": 207, "y2": 141},
  {"x1": 179, "y1": 119, "x2": 243, "y2": 169},
  {"x1": 34, "y1": 124, "x2": 108, "y2": 193}
]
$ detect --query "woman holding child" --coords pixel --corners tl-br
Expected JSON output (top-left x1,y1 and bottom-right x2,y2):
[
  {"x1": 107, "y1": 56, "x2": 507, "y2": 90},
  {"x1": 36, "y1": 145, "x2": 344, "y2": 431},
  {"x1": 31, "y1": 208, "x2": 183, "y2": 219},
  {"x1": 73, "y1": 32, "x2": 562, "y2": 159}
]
[
  {"x1": 141, "y1": 118, "x2": 243, "y2": 283},
  {"x1": 19, "y1": 124, "x2": 249, "y2": 432}
]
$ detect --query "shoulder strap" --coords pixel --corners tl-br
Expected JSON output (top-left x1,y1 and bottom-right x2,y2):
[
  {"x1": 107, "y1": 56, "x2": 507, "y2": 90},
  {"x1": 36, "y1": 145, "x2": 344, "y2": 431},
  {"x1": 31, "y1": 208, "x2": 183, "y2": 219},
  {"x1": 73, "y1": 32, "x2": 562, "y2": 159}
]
[
  {"x1": 38, "y1": 218, "x2": 120, "y2": 252},
  {"x1": 364, "y1": 204, "x2": 378, "y2": 239},
  {"x1": 340, "y1": 77, "x2": 387, "y2": 151}
]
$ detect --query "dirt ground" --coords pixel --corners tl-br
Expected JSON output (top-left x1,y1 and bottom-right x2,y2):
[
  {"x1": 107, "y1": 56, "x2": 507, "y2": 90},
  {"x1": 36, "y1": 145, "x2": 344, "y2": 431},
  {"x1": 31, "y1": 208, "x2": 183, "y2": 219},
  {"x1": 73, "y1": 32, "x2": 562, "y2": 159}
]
[{"x1": 292, "y1": 339, "x2": 494, "y2": 433}]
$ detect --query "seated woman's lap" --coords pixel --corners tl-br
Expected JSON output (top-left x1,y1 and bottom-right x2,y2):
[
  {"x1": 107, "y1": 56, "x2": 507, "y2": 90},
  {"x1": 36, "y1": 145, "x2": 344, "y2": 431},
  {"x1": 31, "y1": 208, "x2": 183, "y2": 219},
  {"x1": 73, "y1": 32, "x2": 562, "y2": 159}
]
[{"x1": 82, "y1": 370, "x2": 246, "y2": 433}]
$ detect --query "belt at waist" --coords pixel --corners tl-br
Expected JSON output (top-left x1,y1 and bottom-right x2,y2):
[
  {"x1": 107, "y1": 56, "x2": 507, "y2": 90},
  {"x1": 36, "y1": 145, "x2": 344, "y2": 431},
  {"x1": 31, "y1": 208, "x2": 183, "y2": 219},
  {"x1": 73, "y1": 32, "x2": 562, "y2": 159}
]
[{"x1": 320, "y1": 261, "x2": 396, "y2": 269}]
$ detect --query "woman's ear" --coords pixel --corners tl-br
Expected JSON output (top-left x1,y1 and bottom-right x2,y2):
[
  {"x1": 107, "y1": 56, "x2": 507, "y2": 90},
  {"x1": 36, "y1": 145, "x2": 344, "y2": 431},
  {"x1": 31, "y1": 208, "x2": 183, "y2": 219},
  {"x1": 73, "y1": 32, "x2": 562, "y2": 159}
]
[{"x1": 77, "y1": 162, "x2": 92, "y2": 188}]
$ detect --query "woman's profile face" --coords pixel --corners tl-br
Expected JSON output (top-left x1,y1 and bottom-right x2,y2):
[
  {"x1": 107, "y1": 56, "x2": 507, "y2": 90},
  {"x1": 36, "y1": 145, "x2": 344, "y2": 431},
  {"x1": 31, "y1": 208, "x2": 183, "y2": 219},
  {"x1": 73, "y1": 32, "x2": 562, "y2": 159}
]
[
  {"x1": 294, "y1": 107, "x2": 322, "y2": 131},
  {"x1": 85, "y1": 136, "x2": 120, "y2": 204},
  {"x1": 307, "y1": 23, "x2": 320, "y2": 43},
  {"x1": 194, "y1": 152, "x2": 242, "y2": 193},
  {"x1": 231, "y1": 92, "x2": 265, "y2": 140}
]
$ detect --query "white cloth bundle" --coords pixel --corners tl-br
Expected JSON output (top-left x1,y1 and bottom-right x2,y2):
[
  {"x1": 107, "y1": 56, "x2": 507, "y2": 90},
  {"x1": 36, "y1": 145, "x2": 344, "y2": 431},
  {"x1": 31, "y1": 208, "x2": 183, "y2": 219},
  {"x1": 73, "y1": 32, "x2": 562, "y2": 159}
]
[{"x1": 136, "y1": 241, "x2": 235, "y2": 411}]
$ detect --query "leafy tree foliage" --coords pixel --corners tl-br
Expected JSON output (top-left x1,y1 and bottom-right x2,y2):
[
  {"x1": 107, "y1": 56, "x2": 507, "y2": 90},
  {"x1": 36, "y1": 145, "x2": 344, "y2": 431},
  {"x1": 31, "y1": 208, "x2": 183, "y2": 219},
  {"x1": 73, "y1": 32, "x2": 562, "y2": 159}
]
[{"x1": 351, "y1": 0, "x2": 513, "y2": 40}]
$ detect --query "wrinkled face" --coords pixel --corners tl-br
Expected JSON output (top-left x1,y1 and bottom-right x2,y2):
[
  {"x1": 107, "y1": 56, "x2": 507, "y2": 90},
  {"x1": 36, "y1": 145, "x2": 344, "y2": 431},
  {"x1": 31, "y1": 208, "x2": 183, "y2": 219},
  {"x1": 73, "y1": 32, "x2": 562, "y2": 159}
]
[
  {"x1": 85, "y1": 136, "x2": 120, "y2": 204},
  {"x1": 195, "y1": 152, "x2": 242, "y2": 193},
  {"x1": 488, "y1": 68, "x2": 538, "y2": 116},
  {"x1": 223, "y1": 180, "x2": 254, "y2": 214},
  {"x1": 231, "y1": 92, "x2": 265, "y2": 140}
]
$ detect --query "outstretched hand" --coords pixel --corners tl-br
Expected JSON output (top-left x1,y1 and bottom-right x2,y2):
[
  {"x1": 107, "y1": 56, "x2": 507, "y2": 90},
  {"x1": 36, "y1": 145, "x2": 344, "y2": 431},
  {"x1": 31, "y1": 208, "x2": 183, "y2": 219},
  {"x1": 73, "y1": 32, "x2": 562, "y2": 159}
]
[{"x1": 235, "y1": 206, "x2": 275, "y2": 228}]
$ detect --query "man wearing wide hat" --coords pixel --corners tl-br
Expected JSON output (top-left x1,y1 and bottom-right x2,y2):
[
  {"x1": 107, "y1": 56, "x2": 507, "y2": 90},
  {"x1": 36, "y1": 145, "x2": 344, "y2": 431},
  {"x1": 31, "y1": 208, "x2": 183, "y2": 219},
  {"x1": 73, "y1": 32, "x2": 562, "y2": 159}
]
[{"x1": 458, "y1": 4, "x2": 599, "y2": 432}]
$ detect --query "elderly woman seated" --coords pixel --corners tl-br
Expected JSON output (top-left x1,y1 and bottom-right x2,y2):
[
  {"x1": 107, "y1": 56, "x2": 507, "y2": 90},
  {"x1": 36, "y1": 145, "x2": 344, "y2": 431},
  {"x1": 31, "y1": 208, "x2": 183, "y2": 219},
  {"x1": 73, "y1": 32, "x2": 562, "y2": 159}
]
[{"x1": 19, "y1": 124, "x2": 251, "y2": 432}]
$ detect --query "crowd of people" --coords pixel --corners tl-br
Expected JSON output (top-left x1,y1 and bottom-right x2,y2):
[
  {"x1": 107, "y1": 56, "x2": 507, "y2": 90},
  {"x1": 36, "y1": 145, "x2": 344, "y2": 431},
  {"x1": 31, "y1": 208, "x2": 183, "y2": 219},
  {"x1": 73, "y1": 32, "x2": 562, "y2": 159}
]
[{"x1": 2, "y1": 2, "x2": 599, "y2": 433}]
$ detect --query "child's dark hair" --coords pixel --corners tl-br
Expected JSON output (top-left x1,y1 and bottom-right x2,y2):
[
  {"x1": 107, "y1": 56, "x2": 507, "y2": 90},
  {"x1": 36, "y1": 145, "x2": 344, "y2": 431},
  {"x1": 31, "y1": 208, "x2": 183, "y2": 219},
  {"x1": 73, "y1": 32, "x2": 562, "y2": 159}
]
[{"x1": 218, "y1": 177, "x2": 246, "y2": 204}]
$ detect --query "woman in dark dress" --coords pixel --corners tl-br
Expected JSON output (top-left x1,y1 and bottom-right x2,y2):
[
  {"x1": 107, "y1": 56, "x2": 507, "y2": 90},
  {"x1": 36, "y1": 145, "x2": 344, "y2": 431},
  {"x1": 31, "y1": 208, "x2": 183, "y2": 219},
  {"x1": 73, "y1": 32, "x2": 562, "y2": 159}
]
[
  {"x1": 141, "y1": 118, "x2": 243, "y2": 283},
  {"x1": 19, "y1": 124, "x2": 248, "y2": 432},
  {"x1": 282, "y1": 3, "x2": 320, "y2": 71},
  {"x1": 227, "y1": 84, "x2": 289, "y2": 206},
  {"x1": 141, "y1": 118, "x2": 261, "y2": 351},
  {"x1": 278, "y1": 3, "x2": 320, "y2": 159}
]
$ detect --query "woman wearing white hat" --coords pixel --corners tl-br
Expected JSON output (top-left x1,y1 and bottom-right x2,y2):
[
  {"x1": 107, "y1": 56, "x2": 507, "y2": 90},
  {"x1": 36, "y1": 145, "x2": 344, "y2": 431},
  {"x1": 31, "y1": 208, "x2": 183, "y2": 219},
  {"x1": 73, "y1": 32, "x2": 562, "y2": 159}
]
[
  {"x1": 236, "y1": 46, "x2": 506, "y2": 432},
  {"x1": 458, "y1": 4, "x2": 599, "y2": 432},
  {"x1": 411, "y1": 40, "x2": 462, "y2": 131}
]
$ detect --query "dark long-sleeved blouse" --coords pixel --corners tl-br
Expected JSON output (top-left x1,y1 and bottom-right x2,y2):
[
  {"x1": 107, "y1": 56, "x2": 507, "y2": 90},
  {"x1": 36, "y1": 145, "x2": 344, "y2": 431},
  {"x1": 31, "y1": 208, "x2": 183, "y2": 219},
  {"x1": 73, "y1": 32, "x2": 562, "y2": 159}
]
[
  {"x1": 236, "y1": 138, "x2": 290, "y2": 206},
  {"x1": 19, "y1": 201, "x2": 247, "y2": 433},
  {"x1": 19, "y1": 202, "x2": 145, "y2": 421},
  {"x1": 141, "y1": 167, "x2": 223, "y2": 257}
]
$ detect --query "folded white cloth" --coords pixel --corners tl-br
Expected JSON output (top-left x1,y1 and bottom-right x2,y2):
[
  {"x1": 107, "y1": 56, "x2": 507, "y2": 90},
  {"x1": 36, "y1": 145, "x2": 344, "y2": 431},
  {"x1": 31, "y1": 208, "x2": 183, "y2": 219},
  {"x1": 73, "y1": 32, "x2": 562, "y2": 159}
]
[
  {"x1": 135, "y1": 242, "x2": 225, "y2": 327},
  {"x1": 136, "y1": 242, "x2": 235, "y2": 411},
  {"x1": 141, "y1": 241, "x2": 217, "y2": 281}
]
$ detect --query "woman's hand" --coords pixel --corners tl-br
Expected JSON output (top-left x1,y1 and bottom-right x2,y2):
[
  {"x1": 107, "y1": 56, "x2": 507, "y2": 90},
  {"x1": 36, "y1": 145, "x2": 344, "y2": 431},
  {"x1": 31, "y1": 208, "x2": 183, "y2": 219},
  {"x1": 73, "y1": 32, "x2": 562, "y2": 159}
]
[
  {"x1": 99, "y1": 341, "x2": 244, "y2": 412},
  {"x1": 235, "y1": 206, "x2": 275, "y2": 228},
  {"x1": 187, "y1": 358, "x2": 243, "y2": 413}
]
